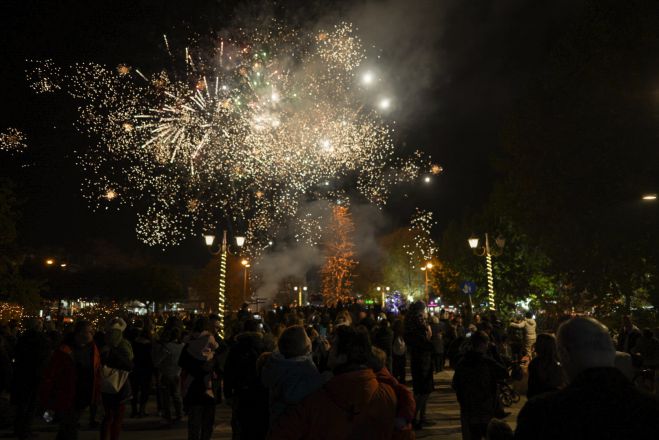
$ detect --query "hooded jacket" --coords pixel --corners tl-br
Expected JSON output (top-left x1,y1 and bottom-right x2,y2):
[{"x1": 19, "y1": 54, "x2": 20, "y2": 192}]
[
  {"x1": 261, "y1": 351, "x2": 331, "y2": 423},
  {"x1": 267, "y1": 368, "x2": 397, "y2": 440}
]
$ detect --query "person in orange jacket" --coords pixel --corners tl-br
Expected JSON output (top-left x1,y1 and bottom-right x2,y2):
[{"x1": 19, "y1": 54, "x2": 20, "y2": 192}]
[
  {"x1": 373, "y1": 355, "x2": 417, "y2": 440},
  {"x1": 40, "y1": 320, "x2": 101, "y2": 440},
  {"x1": 268, "y1": 325, "x2": 397, "y2": 440}
]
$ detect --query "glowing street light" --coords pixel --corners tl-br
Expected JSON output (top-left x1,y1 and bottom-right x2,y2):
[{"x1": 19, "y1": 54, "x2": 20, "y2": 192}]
[
  {"x1": 642, "y1": 194, "x2": 657, "y2": 201},
  {"x1": 203, "y1": 233, "x2": 215, "y2": 246},
  {"x1": 45, "y1": 259, "x2": 55, "y2": 266}
]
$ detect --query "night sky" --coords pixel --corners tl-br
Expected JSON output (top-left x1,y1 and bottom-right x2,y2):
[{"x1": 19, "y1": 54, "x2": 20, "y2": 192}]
[{"x1": 1, "y1": 0, "x2": 654, "y2": 266}]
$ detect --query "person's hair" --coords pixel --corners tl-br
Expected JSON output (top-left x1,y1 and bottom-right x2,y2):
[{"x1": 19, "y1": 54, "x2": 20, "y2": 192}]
[
  {"x1": 409, "y1": 300, "x2": 426, "y2": 315},
  {"x1": 277, "y1": 325, "x2": 310, "y2": 358},
  {"x1": 534, "y1": 333, "x2": 559, "y2": 362},
  {"x1": 73, "y1": 319, "x2": 91, "y2": 335},
  {"x1": 162, "y1": 327, "x2": 181, "y2": 343},
  {"x1": 243, "y1": 318, "x2": 259, "y2": 333},
  {"x1": 470, "y1": 331, "x2": 490, "y2": 350},
  {"x1": 524, "y1": 311, "x2": 533, "y2": 319},
  {"x1": 371, "y1": 346, "x2": 387, "y2": 366},
  {"x1": 335, "y1": 310, "x2": 352, "y2": 326},
  {"x1": 334, "y1": 325, "x2": 372, "y2": 365},
  {"x1": 487, "y1": 418, "x2": 514, "y2": 440},
  {"x1": 193, "y1": 317, "x2": 210, "y2": 333},
  {"x1": 208, "y1": 313, "x2": 220, "y2": 322},
  {"x1": 480, "y1": 321, "x2": 493, "y2": 333}
]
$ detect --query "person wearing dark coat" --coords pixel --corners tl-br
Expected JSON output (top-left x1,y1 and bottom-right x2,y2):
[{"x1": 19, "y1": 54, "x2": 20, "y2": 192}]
[
  {"x1": 12, "y1": 318, "x2": 52, "y2": 440},
  {"x1": 526, "y1": 333, "x2": 566, "y2": 399},
  {"x1": 452, "y1": 331, "x2": 508, "y2": 440},
  {"x1": 129, "y1": 325, "x2": 154, "y2": 417},
  {"x1": 404, "y1": 300, "x2": 435, "y2": 429},
  {"x1": 40, "y1": 320, "x2": 101, "y2": 440},
  {"x1": 224, "y1": 319, "x2": 272, "y2": 440},
  {"x1": 371, "y1": 314, "x2": 394, "y2": 372},
  {"x1": 515, "y1": 317, "x2": 659, "y2": 440},
  {"x1": 179, "y1": 318, "x2": 221, "y2": 440},
  {"x1": 616, "y1": 314, "x2": 642, "y2": 354},
  {"x1": 429, "y1": 315, "x2": 444, "y2": 372}
]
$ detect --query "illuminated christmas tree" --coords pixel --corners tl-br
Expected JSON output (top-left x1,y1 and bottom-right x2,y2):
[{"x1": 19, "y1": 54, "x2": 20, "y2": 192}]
[{"x1": 320, "y1": 205, "x2": 358, "y2": 306}]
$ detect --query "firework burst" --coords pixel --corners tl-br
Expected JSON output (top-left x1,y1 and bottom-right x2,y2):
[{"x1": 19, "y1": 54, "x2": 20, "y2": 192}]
[
  {"x1": 0, "y1": 128, "x2": 28, "y2": 153},
  {"x1": 27, "y1": 21, "x2": 432, "y2": 252}
]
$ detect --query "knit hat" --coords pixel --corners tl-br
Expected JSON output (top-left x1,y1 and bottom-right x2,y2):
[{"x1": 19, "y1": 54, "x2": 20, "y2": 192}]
[{"x1": 109, "y1": 317, "x2": 127, "y2": 332}]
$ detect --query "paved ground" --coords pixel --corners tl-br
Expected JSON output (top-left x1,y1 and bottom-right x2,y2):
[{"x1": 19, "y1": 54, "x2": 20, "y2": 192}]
[{"x1": 0, "y1": 369, "x2": 526, "y2": 439}]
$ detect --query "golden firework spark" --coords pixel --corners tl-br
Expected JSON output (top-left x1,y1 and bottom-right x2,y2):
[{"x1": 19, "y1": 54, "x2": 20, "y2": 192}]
[{"x1": 26, "y1": 21, "x2": 431, "y2": 251}]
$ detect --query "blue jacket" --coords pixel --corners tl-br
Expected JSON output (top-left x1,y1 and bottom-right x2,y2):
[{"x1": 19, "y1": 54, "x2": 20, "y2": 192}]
[{"x1": 261, "y1": 352, "x2": 331, "y2": 423}]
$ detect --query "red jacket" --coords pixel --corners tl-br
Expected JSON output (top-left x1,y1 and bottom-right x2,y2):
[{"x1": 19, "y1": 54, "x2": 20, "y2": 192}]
[
  {"x1": 268, "y1": 368, "x2": 397, "y2": 440},
  {"x1": 376, "y1": 367, "x2": 416, "y2": 440},
  {"x1": 40, "y1": 342, "x2": 101, "y2": 412},
  {"x1": 376, "y1": 368, "x2": 416, "y2": 420}
]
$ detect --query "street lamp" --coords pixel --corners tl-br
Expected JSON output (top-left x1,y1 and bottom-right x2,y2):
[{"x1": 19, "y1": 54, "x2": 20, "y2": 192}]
[
  {"x1": 468, "y1": 233, "x2": 505, "y2": 310},
  {"x1": 293, "y1": 286, "x2": 308, "y2": 307},
  {"x1": 420, "y1": 262, "x2": 433, "y2": 303},
  {"x1": 203, "y1": 230, "x2": 246, "y2": 338},
  {"x1": 642, "y1": 194, "x2": 657, "y2": 201},
  {"x1": 377, "y1": 286, "x2": 390, "y2": 306}
]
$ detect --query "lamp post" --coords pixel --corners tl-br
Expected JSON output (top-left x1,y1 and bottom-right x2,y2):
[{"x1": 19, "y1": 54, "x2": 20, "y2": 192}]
[
  {"x1": 293, "y1": 286, "x2": 308, "y2": 306},
  {"x1": 468, "y1": 233, "x2": 505, "y2": 310},
  {"x1": 420, "y1": 262, "x2": 433, "y2": 304},
  {"x1": 376, "y1": 286, "x2": 390, "y2": 306},
  {"x1": 203, "y1": 230, "x2": 245, "y2": 338},
  {"x1": 241, "y1": 259, "x2": 250, "y2": 303}
]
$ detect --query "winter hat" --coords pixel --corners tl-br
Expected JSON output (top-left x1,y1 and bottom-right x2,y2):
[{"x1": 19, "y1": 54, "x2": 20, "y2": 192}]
[
  {"x1": 109, "y1": 317, "x2": 127, "y2": 332},
  {"x1": 409, "y1": 300, "x2": 427, "y2": 314}
]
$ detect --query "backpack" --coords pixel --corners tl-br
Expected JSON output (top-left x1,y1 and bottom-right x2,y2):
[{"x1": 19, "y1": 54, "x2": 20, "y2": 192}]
[{"x1": 393, "y1": 336, "x2": 406, "y2": 356}]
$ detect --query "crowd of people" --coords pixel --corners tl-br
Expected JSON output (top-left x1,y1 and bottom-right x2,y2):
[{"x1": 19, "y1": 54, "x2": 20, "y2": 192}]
[{"x1": 0, "y1": 302, "x2": 658, "y2": 440}]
